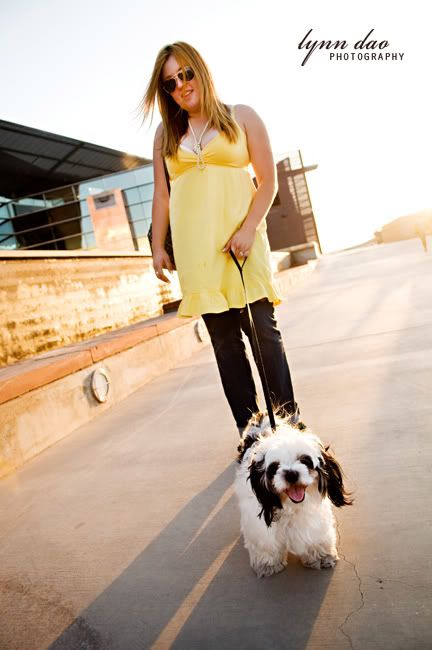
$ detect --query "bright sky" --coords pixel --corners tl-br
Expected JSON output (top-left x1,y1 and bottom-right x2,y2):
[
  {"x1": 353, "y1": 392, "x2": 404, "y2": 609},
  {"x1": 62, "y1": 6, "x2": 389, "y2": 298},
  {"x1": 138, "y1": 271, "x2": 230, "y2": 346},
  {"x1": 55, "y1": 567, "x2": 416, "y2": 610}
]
[{"x1": 1, "y1": 0, "x2": 430, "y2": 252}]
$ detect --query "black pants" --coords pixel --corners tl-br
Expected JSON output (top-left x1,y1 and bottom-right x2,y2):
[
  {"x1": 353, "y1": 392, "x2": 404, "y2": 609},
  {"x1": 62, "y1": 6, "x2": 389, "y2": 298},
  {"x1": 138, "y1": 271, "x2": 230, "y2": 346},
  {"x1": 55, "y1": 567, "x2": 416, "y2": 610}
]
[{"x1": 202, "y1": 299, "x2": 298, "y2": 429}]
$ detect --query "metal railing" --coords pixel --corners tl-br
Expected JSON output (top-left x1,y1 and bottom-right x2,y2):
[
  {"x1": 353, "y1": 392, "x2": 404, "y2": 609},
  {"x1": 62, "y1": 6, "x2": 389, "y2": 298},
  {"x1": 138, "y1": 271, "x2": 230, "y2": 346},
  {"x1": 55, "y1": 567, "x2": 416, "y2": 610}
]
[{"x1": 0, "y1": 164, "x2": 154, "y2": 251}]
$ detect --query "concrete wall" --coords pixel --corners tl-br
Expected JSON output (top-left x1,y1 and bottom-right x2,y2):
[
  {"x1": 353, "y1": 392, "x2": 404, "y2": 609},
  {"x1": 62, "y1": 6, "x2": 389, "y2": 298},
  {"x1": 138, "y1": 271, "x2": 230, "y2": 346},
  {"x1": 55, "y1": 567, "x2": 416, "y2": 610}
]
[
  {"x1": 375, "y1": 212, "x2": 432, "y2": 243},
  {"x1": 0, "y1": 318, "x2": 203, "y2": 478},
  {"x1": 0, "y1": 252, "x2": 182, "y2": 367}
]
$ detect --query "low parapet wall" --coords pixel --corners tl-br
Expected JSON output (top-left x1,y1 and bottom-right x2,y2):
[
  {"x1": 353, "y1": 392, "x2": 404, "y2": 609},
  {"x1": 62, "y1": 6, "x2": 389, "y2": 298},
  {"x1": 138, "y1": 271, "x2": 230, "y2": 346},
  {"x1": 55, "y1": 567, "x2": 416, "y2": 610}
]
[
  {"x1": 278, "y1": 242, "x2": 320, "y2": 266},
  {"x1": 0, "y1": 251, "x2": 182, "y2": 367}
]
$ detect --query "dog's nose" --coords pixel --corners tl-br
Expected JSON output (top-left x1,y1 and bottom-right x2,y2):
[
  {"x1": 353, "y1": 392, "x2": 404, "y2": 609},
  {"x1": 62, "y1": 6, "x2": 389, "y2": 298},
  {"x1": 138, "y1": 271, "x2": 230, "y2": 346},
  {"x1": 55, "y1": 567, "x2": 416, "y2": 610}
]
[{"x1": 284, "y1": 469, "x2": 299, "y2": 483}]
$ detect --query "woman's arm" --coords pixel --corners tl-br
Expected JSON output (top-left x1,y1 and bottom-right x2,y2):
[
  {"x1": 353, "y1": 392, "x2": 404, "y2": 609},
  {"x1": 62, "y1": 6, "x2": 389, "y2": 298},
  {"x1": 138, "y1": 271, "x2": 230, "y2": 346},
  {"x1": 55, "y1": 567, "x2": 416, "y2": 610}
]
[
  {"x1": 223, "y1": 104, "x2": 277, "y2": 257},
  {"x1": 151, "y1": 123, "x2": 174, "y2": 282}
]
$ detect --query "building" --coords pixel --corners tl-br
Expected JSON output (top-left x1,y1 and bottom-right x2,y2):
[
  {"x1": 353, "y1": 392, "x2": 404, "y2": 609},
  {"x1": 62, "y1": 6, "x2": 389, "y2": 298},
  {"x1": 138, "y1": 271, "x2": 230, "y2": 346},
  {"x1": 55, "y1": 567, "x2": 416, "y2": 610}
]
[
  {"x1": 1, "y1": 120, "x2": 320, "y2": 253},
  {"x1": 269, "y1": 151, "x2": 321, "y2": 253},
  {"x1": 0, "y1": 119, "x2": 151, "y2": 251}
]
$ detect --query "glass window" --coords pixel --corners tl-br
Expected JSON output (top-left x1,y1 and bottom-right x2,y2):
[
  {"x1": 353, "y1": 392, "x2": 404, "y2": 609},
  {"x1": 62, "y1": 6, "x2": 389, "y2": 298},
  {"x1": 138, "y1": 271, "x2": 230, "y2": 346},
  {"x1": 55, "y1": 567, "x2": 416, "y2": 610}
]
[
  {"x1": 0, "y1": 202, "x2": 13, "y2": 219},
  {"x1": 0, "y1": 215, "x2": 17, "y2": 249},
  {"x1": 118, "y1": 170, "x2": 143, "y2": 189},
  {"x1": 79, "y1": 182, "x2": 106, "y2": 198},
  {"x1": 0, "y1": 238, "x2": 17, "y2": 250},
  {"x1": 80, "y1": 199, "x2": 90, "y2": 217},
  {"x1": 43, "y1": 185, "x2": 76, "y2": 205},
  {"x1": 81, "y1": 216, "x2": 94, "y2": 233},
  {"x1": 103, "y1": 170, "x2": 140, "y2": 192},
  {"x1": 127, "y1": 203, "x2": 146, "y2": 221},
  {"x1": 133, "y1": 218, "x2": 151, "y2": 238},
  {"x1": 5, "y1": 162, "x2": 155, "y2": 250},
  {"x1": 123, "y1": 187, "x2": 141, "y2": 206},
  {"x1": 78, "y1": 164, "x2": 153, "y2": 199},
  {"x1": 133, "y1": 165, "x2": 154, "y2": 185},
  {"x1": 142, "y1": 201, "x2": 153, "y2": 221},
  {"x1": 13, "y1": 196, "x2": 47, "y2": 214},
  {"x1": 82, "y1": 231, "x2": 97, "y2": 249},
  {"x1": 139, "y1": 184, "x2": 154, "y2": 202}
]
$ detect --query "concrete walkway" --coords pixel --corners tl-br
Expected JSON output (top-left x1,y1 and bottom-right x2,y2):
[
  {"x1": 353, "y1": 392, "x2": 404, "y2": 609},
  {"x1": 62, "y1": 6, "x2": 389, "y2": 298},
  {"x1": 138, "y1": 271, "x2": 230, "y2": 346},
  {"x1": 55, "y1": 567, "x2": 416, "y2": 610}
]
[{"x1": 0, "y1": 238, "x2": 431, "y2": 649}]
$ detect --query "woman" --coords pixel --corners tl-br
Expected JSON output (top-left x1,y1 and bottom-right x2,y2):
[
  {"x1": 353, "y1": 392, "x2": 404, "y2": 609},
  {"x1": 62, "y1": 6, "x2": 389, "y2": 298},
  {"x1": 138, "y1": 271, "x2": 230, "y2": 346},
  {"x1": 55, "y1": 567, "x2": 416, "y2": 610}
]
[{"x1": 141, "y1": 42, "x2": 301, "y2": 435}]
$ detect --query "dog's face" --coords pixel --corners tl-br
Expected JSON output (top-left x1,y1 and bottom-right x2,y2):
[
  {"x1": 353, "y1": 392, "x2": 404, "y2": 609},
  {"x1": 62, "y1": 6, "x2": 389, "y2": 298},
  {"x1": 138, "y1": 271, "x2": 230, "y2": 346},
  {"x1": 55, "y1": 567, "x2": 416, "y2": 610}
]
[
  {"x1": 243, "y1": 424, "x2": 352, "y2": 527},
  {"x1": 261, "y1": 434, "x2": 319, "y2": 505}
]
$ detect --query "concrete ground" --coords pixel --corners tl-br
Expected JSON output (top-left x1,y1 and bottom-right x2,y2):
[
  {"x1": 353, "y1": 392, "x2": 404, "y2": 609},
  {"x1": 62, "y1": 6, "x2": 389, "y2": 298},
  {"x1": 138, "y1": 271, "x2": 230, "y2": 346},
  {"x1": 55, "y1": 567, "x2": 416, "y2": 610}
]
[{"x1": 0, "y1": 238, "x2": 431, "y2": 650}]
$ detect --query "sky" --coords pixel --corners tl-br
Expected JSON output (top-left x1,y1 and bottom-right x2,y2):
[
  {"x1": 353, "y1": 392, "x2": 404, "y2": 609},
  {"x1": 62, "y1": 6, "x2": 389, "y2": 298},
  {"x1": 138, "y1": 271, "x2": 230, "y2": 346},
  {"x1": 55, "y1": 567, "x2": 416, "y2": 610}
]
[{"x1": 1, "y1": 0, "x2": 430, "y2": 253}]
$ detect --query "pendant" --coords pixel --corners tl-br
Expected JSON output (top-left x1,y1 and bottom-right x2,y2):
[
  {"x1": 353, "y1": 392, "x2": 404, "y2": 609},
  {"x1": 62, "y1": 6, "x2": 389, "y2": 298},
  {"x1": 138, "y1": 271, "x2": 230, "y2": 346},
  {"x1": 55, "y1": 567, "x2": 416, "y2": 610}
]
[{"x1": 193, "y1": 143, "x2": 202, "y2": 156}]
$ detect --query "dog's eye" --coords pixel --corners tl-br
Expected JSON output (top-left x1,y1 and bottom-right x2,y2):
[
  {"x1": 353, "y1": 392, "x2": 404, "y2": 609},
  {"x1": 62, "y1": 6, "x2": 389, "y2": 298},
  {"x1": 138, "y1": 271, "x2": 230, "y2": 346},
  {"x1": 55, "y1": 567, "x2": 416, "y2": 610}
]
[
  {"x1": 298, "y1": 455, "x2": 313, "y2": 470},
  {"x1": 266, "y1": 462, "x2": 279, "y2": 478}
]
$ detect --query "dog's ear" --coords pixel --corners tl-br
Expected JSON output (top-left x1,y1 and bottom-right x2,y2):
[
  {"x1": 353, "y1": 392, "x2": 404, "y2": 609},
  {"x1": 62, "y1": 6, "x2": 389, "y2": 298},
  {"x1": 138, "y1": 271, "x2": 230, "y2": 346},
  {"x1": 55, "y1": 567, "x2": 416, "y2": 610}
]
[
  {"x1": 249, "y1": 458, "x2": 282, "y2": 527},
  {"x1": 317, "y1": 446, "x2": 353, "y2": 507},
  {"x1": 237, "y1": 431, "x2": 259, "y2": 463},
  {"x1": 237, "y1": 428, "x2": 267, "y2": 463}
]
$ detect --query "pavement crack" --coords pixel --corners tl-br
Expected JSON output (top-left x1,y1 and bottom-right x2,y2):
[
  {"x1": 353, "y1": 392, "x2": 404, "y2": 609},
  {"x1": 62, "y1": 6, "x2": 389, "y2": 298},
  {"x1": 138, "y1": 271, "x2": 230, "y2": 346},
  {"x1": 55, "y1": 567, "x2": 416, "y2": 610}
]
[
  {"x1": 363, "y1": 573, "x2": 429, "y2": 590},
  {"x1": 335, "y1": 518, "x2": 365, "y2": 650}
]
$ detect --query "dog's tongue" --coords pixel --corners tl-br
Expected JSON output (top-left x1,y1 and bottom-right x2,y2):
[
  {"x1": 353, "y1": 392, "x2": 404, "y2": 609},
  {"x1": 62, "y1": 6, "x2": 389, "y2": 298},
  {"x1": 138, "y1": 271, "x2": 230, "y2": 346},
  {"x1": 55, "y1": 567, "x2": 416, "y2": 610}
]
[{"x1": 288, "y1": 486, "x2": 305, "y2": 503}]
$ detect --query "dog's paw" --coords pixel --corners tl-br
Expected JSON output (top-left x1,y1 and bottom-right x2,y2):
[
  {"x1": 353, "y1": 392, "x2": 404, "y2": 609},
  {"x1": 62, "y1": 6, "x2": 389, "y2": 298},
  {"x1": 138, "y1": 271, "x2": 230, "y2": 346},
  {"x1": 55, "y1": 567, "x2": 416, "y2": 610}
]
[
  {"x1": 252, "y1": 559, "x2": 286, "y2": 578},
  {"x1": 301, "y1": 557, "x2": 322, "y2": 570},
  {"x1": 301, "y1": 552, "x2": 338, "y2": 570},
  {"x1": 320, "y1": 553, "x2": 338, "y2": 569}
]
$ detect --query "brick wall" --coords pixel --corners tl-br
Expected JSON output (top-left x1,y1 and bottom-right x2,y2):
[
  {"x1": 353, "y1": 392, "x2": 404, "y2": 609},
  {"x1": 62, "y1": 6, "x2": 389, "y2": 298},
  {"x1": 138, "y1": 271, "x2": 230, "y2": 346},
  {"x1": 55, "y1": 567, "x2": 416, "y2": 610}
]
[{"x1": 0, "y1": 254, "x2": 182, "y2": 367}]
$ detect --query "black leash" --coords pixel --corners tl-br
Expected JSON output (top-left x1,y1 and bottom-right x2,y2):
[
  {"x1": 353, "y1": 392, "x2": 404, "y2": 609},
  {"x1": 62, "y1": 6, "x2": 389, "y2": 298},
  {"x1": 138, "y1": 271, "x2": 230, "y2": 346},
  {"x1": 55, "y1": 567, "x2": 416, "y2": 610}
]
[{"x1": 230, "y1": 250, "x2": 277, "y2": 432}]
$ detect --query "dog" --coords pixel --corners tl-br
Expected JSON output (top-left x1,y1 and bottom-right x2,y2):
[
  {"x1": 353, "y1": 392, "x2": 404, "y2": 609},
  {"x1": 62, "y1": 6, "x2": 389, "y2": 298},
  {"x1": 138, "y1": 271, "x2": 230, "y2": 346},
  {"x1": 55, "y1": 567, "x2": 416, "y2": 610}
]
[{"x1": 235, "y1": 419, "x2": 352, "y2": 578}]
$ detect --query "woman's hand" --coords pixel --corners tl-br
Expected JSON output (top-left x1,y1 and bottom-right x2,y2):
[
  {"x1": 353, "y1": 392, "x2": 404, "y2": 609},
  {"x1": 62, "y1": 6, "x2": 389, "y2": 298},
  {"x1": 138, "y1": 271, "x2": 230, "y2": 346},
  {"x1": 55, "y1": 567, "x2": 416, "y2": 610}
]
[
  {"x1": 222, "y1": 224, "x2": 256, "y2": 259},
  {"x1": 153, "y1": 248, "x2": 175, "y2": 283}
]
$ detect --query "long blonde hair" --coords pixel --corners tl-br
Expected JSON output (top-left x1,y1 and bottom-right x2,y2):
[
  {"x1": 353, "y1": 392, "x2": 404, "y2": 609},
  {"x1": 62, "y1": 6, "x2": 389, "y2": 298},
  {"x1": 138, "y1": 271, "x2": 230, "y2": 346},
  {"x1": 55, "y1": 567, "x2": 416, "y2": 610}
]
[{"x1": 139, "y1": 42, "x2": 239, "y2": 158}]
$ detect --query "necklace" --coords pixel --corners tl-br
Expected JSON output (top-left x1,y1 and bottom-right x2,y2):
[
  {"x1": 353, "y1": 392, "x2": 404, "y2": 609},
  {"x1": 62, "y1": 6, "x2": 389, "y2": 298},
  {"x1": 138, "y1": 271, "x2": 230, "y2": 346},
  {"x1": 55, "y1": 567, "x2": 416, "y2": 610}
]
[{"x1": 188, "y1": 119, "x2": 209, "y2": 170}]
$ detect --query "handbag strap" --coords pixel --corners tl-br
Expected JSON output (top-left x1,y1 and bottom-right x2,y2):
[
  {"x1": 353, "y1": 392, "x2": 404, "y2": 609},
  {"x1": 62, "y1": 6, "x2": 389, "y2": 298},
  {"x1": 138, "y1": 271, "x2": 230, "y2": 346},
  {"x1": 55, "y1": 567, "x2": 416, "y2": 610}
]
[
  {"x1": 163, "y1": 159, "x2": 171, "y2": 195},
  {"x1": 230, "y1": 251, "x2": 277, "y2": 432}
]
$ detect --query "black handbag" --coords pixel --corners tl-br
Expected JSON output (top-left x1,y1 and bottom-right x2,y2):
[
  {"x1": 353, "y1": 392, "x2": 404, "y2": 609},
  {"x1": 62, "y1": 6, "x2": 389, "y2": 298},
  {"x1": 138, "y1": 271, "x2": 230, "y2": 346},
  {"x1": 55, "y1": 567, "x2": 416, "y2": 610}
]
[{"x1": 147, "y1": 158, "x2": 175, "y2": 267}]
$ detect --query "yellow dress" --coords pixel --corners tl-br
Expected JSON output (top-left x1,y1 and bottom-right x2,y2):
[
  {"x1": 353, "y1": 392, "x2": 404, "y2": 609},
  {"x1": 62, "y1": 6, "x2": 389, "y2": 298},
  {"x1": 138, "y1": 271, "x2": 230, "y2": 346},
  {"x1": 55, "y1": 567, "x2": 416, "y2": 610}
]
[{"x1": 164, "y1": 116, "x2": 281, "y2": 318}]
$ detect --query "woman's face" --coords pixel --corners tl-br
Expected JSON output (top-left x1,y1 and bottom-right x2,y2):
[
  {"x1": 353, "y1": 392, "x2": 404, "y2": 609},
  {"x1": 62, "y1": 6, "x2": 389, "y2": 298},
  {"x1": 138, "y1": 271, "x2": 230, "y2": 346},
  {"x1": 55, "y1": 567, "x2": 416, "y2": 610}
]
[{"x1": 162, "y1": 55, "x2": 201, "y2": 113}]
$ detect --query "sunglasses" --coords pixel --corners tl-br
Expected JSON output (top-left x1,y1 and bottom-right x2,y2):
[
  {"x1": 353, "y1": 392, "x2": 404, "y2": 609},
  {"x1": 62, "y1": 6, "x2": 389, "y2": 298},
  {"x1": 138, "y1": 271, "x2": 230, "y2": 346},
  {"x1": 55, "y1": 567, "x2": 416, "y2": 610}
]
[{"x1": 162, "y1": 67, "x2": 195, "y2": 94}]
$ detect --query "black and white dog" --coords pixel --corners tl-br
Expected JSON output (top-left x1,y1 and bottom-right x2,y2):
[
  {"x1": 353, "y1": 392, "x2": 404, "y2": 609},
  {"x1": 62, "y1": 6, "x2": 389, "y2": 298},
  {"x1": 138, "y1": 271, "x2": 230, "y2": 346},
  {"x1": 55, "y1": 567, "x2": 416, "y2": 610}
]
[{"x1": 235, "y1": 419, "x2": 352, "y2": 578}]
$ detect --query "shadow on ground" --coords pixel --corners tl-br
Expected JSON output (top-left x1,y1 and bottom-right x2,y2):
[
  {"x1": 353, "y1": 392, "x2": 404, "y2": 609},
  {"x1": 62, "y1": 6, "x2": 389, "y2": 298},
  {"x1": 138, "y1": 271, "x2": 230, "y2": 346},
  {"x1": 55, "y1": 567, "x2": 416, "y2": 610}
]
[{"x1": 49, "y1": 463, "x2": 334, "y2": 650}]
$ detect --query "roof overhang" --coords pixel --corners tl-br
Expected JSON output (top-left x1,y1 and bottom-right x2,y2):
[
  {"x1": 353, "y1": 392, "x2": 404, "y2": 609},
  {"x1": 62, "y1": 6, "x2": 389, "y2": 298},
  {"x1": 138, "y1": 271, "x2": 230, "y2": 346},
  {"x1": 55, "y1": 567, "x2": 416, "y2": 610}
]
[{"x1": 0, "y1": 119, "x2": 151, "y2": 199}]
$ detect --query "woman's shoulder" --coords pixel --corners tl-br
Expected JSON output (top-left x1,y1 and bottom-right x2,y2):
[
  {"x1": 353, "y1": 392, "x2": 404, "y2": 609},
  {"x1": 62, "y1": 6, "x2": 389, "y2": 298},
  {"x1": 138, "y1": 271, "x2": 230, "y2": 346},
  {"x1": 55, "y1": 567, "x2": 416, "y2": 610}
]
[
  {"x1": 231, "y1": 105, "x2": 262, "y2": 131},
  {"x1": 232, "y1": 104, "x2": 256, "y2": 116},
  {"x1": 154, "y1": 121, "x2": 164, "y2": 143}
]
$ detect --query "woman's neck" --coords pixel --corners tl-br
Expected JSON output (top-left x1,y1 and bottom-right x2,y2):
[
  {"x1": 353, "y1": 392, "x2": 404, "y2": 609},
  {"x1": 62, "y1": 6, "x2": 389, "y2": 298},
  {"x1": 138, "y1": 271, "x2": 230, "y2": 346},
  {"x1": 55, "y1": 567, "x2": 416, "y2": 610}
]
[{"x1": 187, "y1": 108, "x2": 209, "y2": 125}]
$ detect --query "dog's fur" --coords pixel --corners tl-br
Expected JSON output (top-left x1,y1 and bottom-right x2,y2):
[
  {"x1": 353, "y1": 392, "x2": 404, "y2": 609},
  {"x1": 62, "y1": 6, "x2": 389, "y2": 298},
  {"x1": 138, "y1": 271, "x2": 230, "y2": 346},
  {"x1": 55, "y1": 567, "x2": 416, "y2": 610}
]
[{"x1": 235, "y1": 419, "x2": 352, "y2": 578}]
